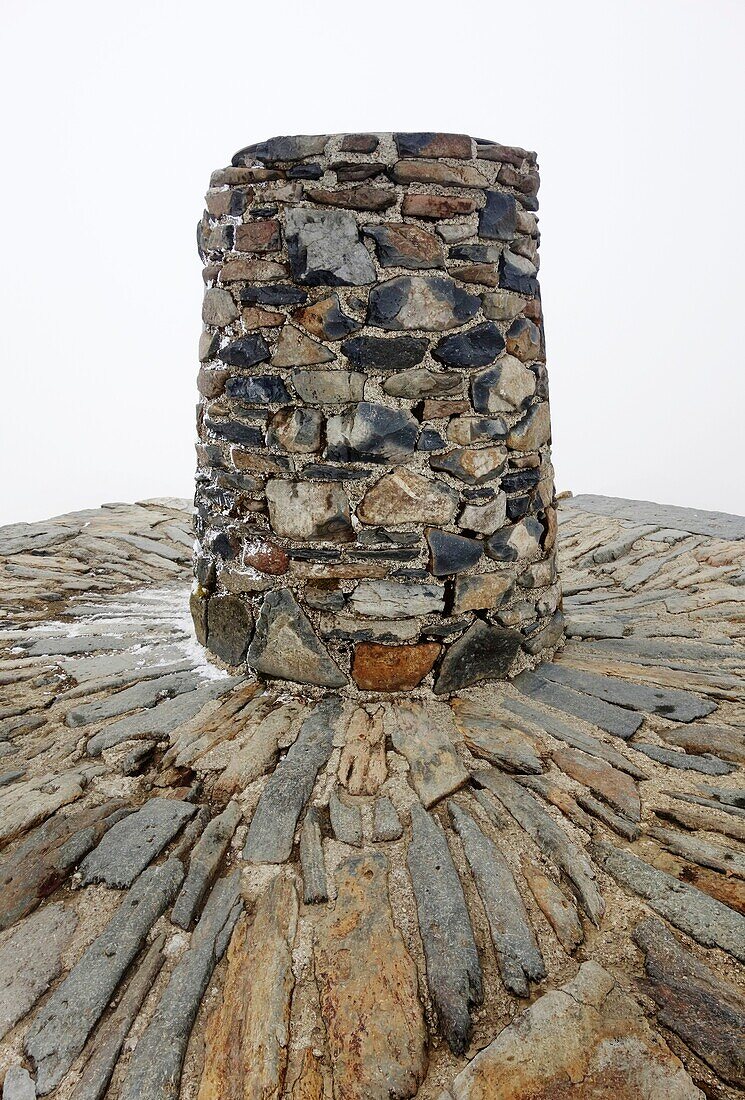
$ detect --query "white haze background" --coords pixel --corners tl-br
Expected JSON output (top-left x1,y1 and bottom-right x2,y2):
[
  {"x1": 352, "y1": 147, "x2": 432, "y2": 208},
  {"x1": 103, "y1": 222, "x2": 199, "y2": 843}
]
[{"x1": 1, "y1": 0, "x2": 744, "y2": 524}]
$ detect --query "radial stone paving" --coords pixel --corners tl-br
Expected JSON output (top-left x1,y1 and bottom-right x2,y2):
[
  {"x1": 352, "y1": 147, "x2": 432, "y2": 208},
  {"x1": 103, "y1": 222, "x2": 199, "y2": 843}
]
[{"x1": 0, "y1": 489, "x2": 743, "y2": 1098}]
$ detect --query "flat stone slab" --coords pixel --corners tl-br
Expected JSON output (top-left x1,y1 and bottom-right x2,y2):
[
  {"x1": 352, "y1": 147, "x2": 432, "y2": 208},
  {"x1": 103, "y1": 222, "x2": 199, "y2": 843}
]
[
  {"x1": 565, "y1": 494, "x2": 745, "y2": 540},
  {"x1": 80, "y1": 797, "x2": 196, "y2": 888}
]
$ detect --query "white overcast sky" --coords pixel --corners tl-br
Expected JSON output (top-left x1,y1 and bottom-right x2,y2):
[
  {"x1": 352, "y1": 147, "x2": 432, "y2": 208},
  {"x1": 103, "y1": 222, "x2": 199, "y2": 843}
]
[{"x1": 1, "y1": 0, "x2": 743, "y2": 525}]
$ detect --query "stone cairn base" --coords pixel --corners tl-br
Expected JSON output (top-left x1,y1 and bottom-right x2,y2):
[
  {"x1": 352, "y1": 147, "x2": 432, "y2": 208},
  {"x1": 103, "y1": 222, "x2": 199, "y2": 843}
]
[{"x1": 191, "y1": 132, "x2": 564, "y2": 694}]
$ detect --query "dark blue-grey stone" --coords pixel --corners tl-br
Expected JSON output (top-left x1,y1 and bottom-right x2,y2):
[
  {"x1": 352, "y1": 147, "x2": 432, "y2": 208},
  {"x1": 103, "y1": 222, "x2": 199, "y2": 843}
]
[
  {"x1": 500, "y1": 253, "x2": 538, "y2": 295},
  {"x1": 501, "y1": 467, "x2": 542, "y2": 493},
  {"x1": 241, "y1": 285, "x2": 308, "y2": 306},
  {"x1": 341, "y1": 335, "x2": 428, "y2": 370},
  {"x1": 479, "y1": 191, "x2": 518, "y2": 241},
  {"x1": 217, "y1": 334, "x2": 271, "y2": 368},
  {"x1": 417, "y1": 428, "x2": 447, "y2": 451},
  {"x1": 434, "y1": 620, "x2": 522, "y2": 694},
  {"x1": 427, "y1": 529, "x2": 484, "y2": 576},
  {"x1": 432, "y1": 323, "x2": 505, "y2": 368},
  {"x1": 287, "y1": 163, "x2": 324, "y2": 179},
  {"x1": 325, "y1": 402, "x2": 419, "y2": 464},
  {"x1": 367, "y1": 276, "x2": 480, "y2": 331},
  {"x1": 202, "y1": 418, "x2": 264, "y2": 447},
  {"x1": 225, "y1": 375, "x2": 290, "y2": 404}
]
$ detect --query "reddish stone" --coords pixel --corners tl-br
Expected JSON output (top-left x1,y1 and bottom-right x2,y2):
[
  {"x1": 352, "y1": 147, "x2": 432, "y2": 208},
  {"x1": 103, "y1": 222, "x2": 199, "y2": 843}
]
[
  {"x1": 392, "y1": 161, "x2": 488, "y2": 187},
  {"x1": 243, "y1": 539, "x2": 289, "y2": 576},
  {"x1": 210, "y1": 167, "x2": 284, "y2": 186},
  {"x1": 451, "y1": 263, "x2": 501, "y2": 287},
  {"x1": 475, "y1": 142, "x2": 537, "y2": 168},
  {"x1": 242, "y1": 306, "x2": 284, "y2": 329},
  {"x1": 498, "y1": 164, "x2": 540, "y2": 196},
  {"x1": 363, "y1": 223, "x2": 445, "y2": 269},
  {"x1": 401, "y1": 194, "x2": 478, "y2": 219},
  {"x1": 235, "y1": 219, "x2": 281, "y2": 253},
  {"x1": 394, "y1": 133, "x2": 473, "y2": 159},
  {"x1": 333, "y1": 161, "x2": 387, "y2": 183},
  {"x1": 352, "y1": 642, "x2": 441, "y2": 691},
  {"x1": 421, "y1": 398, "x2": 471, "y2": 419},
  {"x1": 304, "y1": 185, "x2": 396, "y2": 212}
]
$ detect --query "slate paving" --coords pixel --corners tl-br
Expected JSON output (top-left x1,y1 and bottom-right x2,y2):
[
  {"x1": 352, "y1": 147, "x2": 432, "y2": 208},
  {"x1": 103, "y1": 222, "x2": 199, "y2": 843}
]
[{"x1": 0, "y1": 492, "x2": 743, "y2": 1098}]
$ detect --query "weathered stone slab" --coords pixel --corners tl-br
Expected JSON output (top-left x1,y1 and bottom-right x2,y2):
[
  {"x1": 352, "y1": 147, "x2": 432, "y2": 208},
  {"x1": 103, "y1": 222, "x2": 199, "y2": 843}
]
[
  {"x1": 25, "y1": 859, "x2": 184, "y2": 1094},
  {"x1": 70, "y1": 935, "x2": 166, "y2": 1100},
  {"x1": 315, "y1": 851, "x2": 427, "y2": 1099},
  {"x1": 350, "y1": 578, "x2": 445, "y2": 619},
  {"x1": 513, "y1": 669, "x2": 643, "y2": 739},
  {"x1": 243, "y1": 695, "x2": 343, "y2": 863},
  {"x1": 284, "y1": 207, "x2": 375, "y2": 286},
  {"x1": 633, "y1": 742, "x2": 735, "y2": 775},
  {"x1": 373, "y1": 796, "x2": 403, "y2": 841},
  {"x1": 476, "y1": 768, "x2": 604, "y2": 924},
  {"x1": 553, "y1": 746, "x2": 641, "y2": 821},
  {"x1": 0, "y1": 903, "x2": 77, "y2": 1041},
  {"x1": 434, "y1": 621, "x2": 522, "y2": 695},
  {"x1": 248, "y1": 590, "x2": 347, "y2": 688},
  {"x1": 450, "y1": 803, "x2": 545, "y2": 996},
  {"x1": 534, "y1": 663, "x2": 717, "y2": 722},
  {"x1": 172, "y1": 801, "x2": 242, "y2": 928},
  {"x1": 387, "y1": 701, "x2": 469, "y2": 807},
  {"x1": 565, "y1": 494, "x2": 745, "y2": 540},
  {"x1": 2, "y1": 1067, "x2": 36, "y2": 1100},
  {"x1": 407, "y1": 802, "x2": 483, "y2": 1054},
  {"x1": 634, "y1": 917, "x2": 745, "y2": 1088},
  {"x1": 357, "y1": 468, "x2": 457, "y2": 526},
  {"x1": 80, "y1": 797, "x2": 195, "y2": 888},
  {"x1": 521, "y1": 859, "x2": 584, "y2": 953},
  {"x1": 299, "y1": 806, "x2": 328, "y2": 903},
  {"x1": 66, "y1": 668, "x2": 203, "y2": 727},
  {"x1": 198, "y1": 876, "x2": 297, "y2": 1100},
  {"x1": 120, "y1": 872, "x2": 243, "y2": 1100},
  {"x1": 329, "y1": 789, "x2": 362, "y2": 846},
  {"x1": 337, "y1": 705, "x2": 387, "y2": 796},
  {"x1": 646, "y1": 824, "x2": 745, "y2": 877},
  {"x1": 591, "y1": 840, "x2": 745, "y2": 961},
  {"x1": 446, "y1": 961, "x2": 703, "y2": 1099},
  {"x1": 450, "y1": 696, "x2": 543, "y2": 774},
  {"x1": 662, "y1": 722, "x2": 745, "y2": 764}
]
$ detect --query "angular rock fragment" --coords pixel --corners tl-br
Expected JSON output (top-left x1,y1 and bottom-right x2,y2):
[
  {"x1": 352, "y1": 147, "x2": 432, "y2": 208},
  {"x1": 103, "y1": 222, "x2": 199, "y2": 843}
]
[
  {"x1": 172, "y1": 801, "x2": 242, "y2": 928},
  {"x1": 506, "y1": 402, "x2": 551, "y2": 450},
  {"x1": 481, "y1": 289, "x2": 526, "y2": 320},
  {"x1": 476, "y1": 768, "x2": 604, "y2": 924},
  {"x1": 293, "y1": 292, "x2": 361, "y2": 340},
  {"x1": 338, "y1": 705, "x2": 387, "y2": 794},
  {"x1": 329, "y1": 789, "x2": 362, "y2": 846},
  {"x1": 299, "y1": 806, "x2": 328, "y2": 903},
  {"x1": 373, "y1": 796, "x2": 403, "y2": 841},
  {"x1": 485, "y1": 515, "x2": 543, "y2": 561},
  {"x1": 427, "y1": 529, "x2": 483, "y2": 576},
  {"x1": 25, "y1": 859, "x2": 184, "y2": 1095},
  {"x1": 446, "y1": 415, "x2": 506, "y2": 446},
  {"x1": 315, "y1": 851, "x2": 427, "y2": 1099},
  {"x1": 285, "y1": 207, "x2": 375, "y2": 286},
  {"x1": 383, "y1": 366, "x2": 463, "y2": 399},
  {"x1": 407, "y1": 802, "x2": 483, "y2": 1054},
  {"x1": 248, "y1": 590, "x2": 347, "y2": 688},
  {"x1": 268, "y1": 406, "x2": 323, "y2": 453},
  {"x1": 434, "y1": 621, "x2": 522, "y2": 694},
  {"x1": 352, "y1": 641, "x2": 441, "y2": 691},
  {"x1": 646, "y1": 824, "x2": 745, "y2": 877},
  {"x1": 387, "y1": 701, "x2": 468, "y2": 806},
  {"x1": 236, "y1": 134, "x2": 330, "y2": 163},
  {"x1": 0, "y1": 904, "x2": 78, "y2": 1042},
  {"x1": 357, "y1": 468, "x2": 457, "y2": 526},
  {"x1": 304, "y1": 184, "x2": 396, "y2": 211},
  {"x1": 500, "y1": 250, "x2": 539, "y2": 295},
  {"x1": 450, "y1": 803, "x2": 545, "y2": 995},
  {"x1": 634, "y1": 917, "x2": 745, "y2": 1088},
  {"x1": 2, "y1": 1067, "x2": 35, "y2": 1100},
  {"x1": 120, "y1": 872, "x2": 243, "y2": 1100},
  {"x1": 392, "y1": 160, "x2": 488, "y2": 187},
  {"x1": 224, "y1": 373, "x2": 289, "y2": 404},
  {"x1": 591, "y1": 840, "x2": 745, "y2": 961},
  {"x1": 271, "y1": 324, "x2": 336, "y2": 367},
  {"x1": 350, "y1": 578, "x2": 445, "y2": 619},
  {"x1": 430, "y1": 445, "x2": 507, "y2": 485},
  {"x1": 235, "y1": 218, "x2": 281, "y2": 252},
  {"x1": 471, "y1": 356, "x2": 536, "y2": 413},
  {"x1": 633, "y1": 742, "x2": 735, "y2": 775},
  {"x1": 458, "y1": 493, "x2": 508, "y2": 535},
  {"x1": 450, "y1": 696, "x2": 543, "y2": 773},
  {"x1": 402, "y1": 194, "x2": 477, "y2": 219},
  {"x1": 363, "y1": 222, "x2": 445, "y2": 269},
  {"x1": 446, "y1": 961, "x2": 703, "y2": 1099},
  {"x1": 432, "y1": 322, "x2": 505, "y2": 368},
  {"x1": 80, "y1": 797, "x2": 196, "y2": 888},
  {"x1": 394, "y1": 132, "x2": 472, "y2": 158},
  {"x1": 521, "y1": 859, "x2": 584, "y2": 952},
  {"x1": 553, "y1": 746, "x2": 641, "y2": 821},
  {"x1": 202, "y1": 287, "x2": 238, "y2": 326},
  {"x1": 292, "y1": 368, "x2": 365, "y2": 404},
  {"x1": 506, "y1": 315, "x2": 542, "y2": 361},
  {"x1": 198, "y1": 876, "x2": 296, "y2": 1100},
  {"x1": 341, "y1": 334, "x2": 428, "y2": 370},
  {"x1": 243, "y1": 695, "x2": 344, "y2": 862},
  {"x1": 478, "y1": 190, "x2": 518, "y2": 241},
  {"x1": 325, "y1": 401, "x2": 419, "y2": 464},
  {"x1": 206, "y1": 594, "x2": 253, "y2": 665},
  {"x1": 217, "y1": 333, "x2": 271, "y2": 369},
  {"x1": 266, "y1": 480, "x2": 354, "y2": 542},
  {"x1": 367, "y1": 276, "x2": 480, "y2": 331}
]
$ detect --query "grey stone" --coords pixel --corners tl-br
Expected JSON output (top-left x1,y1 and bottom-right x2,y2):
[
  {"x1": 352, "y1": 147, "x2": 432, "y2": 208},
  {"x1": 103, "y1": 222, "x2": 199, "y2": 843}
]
[
  {"x1": 382, "y1": 367, "x2": 463, "y2": 399},
  {"x1": 407, "y1": 802, "x2": 483, "y2": 1055},
  {"x1": 2, "y1": 1067, "x2": 35, "y2": 1100},
  {"x1": 450, "y1": 696, "x2": 542, "y2": 773},
  {"x1": 514, "y1": 670, "x2": 645, "y2": 740},
  {"x1": 66, "y1": 668, "x2": 203, "y2": 728},
  {"x1": 80, "y1": 798, "x2": 195, "y2": 888},
  {"x1": 564, "y1": 494, "x2": 745, "y2": 540},
  {"x1": 350, "y1": 579, "x2": 445, "y2": 619},
  {"x1": 472, "y1": 356, "x2": 536, "y2": 413},
  {"x1": 432, "y1": 323, "x2": 505, "y2": 368},
  {"x1": 372, "y1": 796, "x2": 403, "y2": 841},
  {"x1": 172, "y1": 801, "x2": 242, "y2": 928},
  {"x1": 506, "y1": 402, "x2": 551, "y2": 450},
  {"x1": 325, "y1": 402, "x2": 419, "y2": 464},
  {"x1": 633, "y1": 743, "x2": 734, "y2": 775},
  {"x1": 202, "y1": 287, "x2": 238, "y2": 327},
  {"x1": 486, "y1": 515, "x2": 543, "y2": 561},
  {"x1": 341, "y1": 335, "x2": 428, "y2": 370},
  {"x1": 476, "y1": 769, "x2": 605, "y2": 924},
  {"x1": 388, "y1": 701, "x2": 469, "y2": 807},
  {"x1": 248, "y1": 590, "x2": 347, "y2": 688},
  {"x1": 450, "y1": 802, "x2": 545, "y2": 996},
  {"x1": 430, "y1": 446, "x2": 507, "y2": 486},
  {"x1": 478, "y1": 191, "x2": 518, "y2": 241},
  {"x1": 367, "y1": 276, "x2": 480, "y2": 331},
  {"x1": 531, "y1": 664, "x2": 716, "y2": 722},
  {"x1": 218, "y1": 334, "x2": 271, "y2": 370},
  {"x1": 329, "y1": 790, "x2": 362, "y2": 846},
  {"x1": 0, "y1": 904, "x2": 78, "y2": 1042},
  {"x1": 434, "y1": 621, "x2": 522, "y2": 694},
  {"x1": 25, "y1": 859, "x2": 184, "y2": 1094},
  {"x1": 244, "y1": 696, "x2": 344, "y2": 862},
  {"x1": 299, "y1": 805, "x2": 328, "y2": 903},
  {"x1": 118, "y1": 872, "x2": 243, "y2": 1100},
  {"x1": 292, "y1": 368, "x2": 366, "y2": 404},
  {"x1": 500, "y1": 250, "x2": 539, "y2": 295},
  {"x1": 645, "y1": 825, "x2": 745, "y2": 877},
  {"x1": 267, "y1": 407, "x2": 323, "y2": 453},
  {"x1": 426, "y1": 529, "x2": 484, "y2": 576},
  {"x1": 235, "y1": 134, "x2": 330, "y2": 163},
  {"x1": 459, "y1": 493, "x2": 508, "y2": 535},
  {"x1": 592, "y1": 840, "x2": 745, "y2": 962},
  {"x1": 266, "y1": 480, "x2": 353, "y2": 542},
  {"x1": 68, "y1": 936, "x2": 166, "y2": 1100},
  {"x1": 284, "y1": 207, "x2": 375, "y2": 286},
  {"x1": 206, "y1": 594, "x2": 253, "y2": 666},
  {"x1": 445, "y1": 415, "x2": 508, "y2": 446}
]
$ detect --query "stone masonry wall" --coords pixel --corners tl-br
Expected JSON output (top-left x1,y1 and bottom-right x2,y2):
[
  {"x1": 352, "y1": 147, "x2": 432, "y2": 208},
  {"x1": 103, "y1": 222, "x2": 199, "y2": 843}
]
[{"x1": 191, "y1": 132, "x2": 564, "y2": 694}]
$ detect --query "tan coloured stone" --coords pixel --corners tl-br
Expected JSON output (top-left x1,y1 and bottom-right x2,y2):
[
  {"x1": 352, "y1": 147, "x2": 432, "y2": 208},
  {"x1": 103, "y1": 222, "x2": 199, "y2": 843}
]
[
  {"x1": 392, "y1": 160, "x2": 489, "y2": 187},
  {"x1": 447, "y1": 961, "x2": 703, "y2": 1099},
  {"x1": 285, "y1": 1048, "x2": 325, "y2": 1099},
  {"x1": 352, "y1": 642, "x2": 441, "y2": 692},
  {"x1": 553, "y1": 746, "x2": 641, "y2": 821},
  {"x1": 198, "y1": 875, "x2": 298, "y2": 1100},
  {"x1": 357, "y1": 468, "x2": 458, "y2": 526},
  {"x1": 338, "y1": 706, "x2": 387, "y2": 795},
  {"x1": 266, "y1": 481, "x2": 353, "y2": 542},
  {"x1": 507, "y1": 403, "x2": 551, "y2": 451},
  {"x1": 271, "y1": 325, "x2": 336, "y2": 367},
  {"x1": 458, "y1": 493, "x2": 508, "y2": 535},
  {"x1": 402, "y1": 194, "x2": 478, "y2": 219},
  {"x1": 387, "y1": 700, "x2": 469, "y2": 806},
  {"x1": 521, "y1": 859, "x2": 584, "y2": 953},
  {"x1": 481, "y1": 290, "x2": 527, "y2": 321},
  {"x1": 242, "y1": 306, "x2": 284, "y2": 328},
  {"x1": 314, "y1": 851, "x2": 427, "y2": 1100},
  {"x1": 453, "y1": 572, "x2": 512, "y2": 613},
  {"x1": 422, "y1": 399, "x2": 471, "y2": 419},
  {"x1": 219, "y1": 258, "x2": 288, "y2": 283},
  {"x1": 202, "y1": 287, "x2": 238, "y2": 327},
  {"x1": 452, "y1": 263, "x2": 501, "y2": 287}
]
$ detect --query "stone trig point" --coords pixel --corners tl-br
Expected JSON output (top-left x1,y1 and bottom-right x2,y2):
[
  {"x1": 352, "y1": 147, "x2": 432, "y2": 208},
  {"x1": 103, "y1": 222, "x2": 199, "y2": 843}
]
[{"x1": 192, "y1": 132, "x2": 563, "y2": 694}]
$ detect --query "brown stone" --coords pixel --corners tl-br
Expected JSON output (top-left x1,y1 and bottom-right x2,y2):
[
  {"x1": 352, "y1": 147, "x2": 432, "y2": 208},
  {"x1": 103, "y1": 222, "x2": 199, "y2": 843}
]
[
  {"x1": 271, "y1": 324, "x2": 336, "y2": 367},
  {"x1": 395, "y1": 132, "x2": 472, "y2": 159},
  {"x1": 340, "y1": 133, "x2": 380, "y2": 153},
  {"x1": 242, "y1": 306, "x2": 285, "y2": 329},
  {"x1": 498, "y1": 163, "x2": 540, "y2": 196},
  {"x1": 219, "y1": 258, "x2": 288, "y2": 283},
  {"x1": 422, "y1": 399, "x2": 471, "y2": 419},
  {"x1": 451, "y1": 264, "x2": 501, "y2": 287},
  {"x1": 229, "y1": 449, "x2": 290, "y2": 476},
  {"x1": 235, "y1": 219, "x2": 281, "y2": 253},
  {"x1": 205, "y1": 187, "x2": 253, "y2": 217},
  {"x1": 553, "y1": 746, "x2": 641, "y2": 821},
  {"x1": 362, "y1": 223, "x2": 445, "y2": 269},
  {"x1": 521, "y1": 860, "x2": 584, "y2": 953},
  {"x1": 387, "y1": 700, "x2": 469, "y2": 804},
  {"x1": 304, "y1": 185, "x2": 396, "y2": 211},
  {"x1": 401, "y1": 194, "x2": 478, "y2": 219},
  {"x1": 506, "y1": 316, "x2": 542, "y2": 361},
  {"x1": 242, "y1": 538, "x2": 289, "y2": 575},
  {"x1": 448, "y1": 961, "x2": 702, "y2": 1099},
  {"x1": 392, "y1": 161, "x2": 488, "y2": 187},
  {"x1": 198, "y1": 876, "x2": 298, "y2": 1100},
  {"x1": 357, "y1": 468, "x2": 458, "y2": 526},
  {"x1": 266, "y1": 481, "x2": 353, "y2": 542},
  {"x1": 507, "y1": 403, "x2": 551, "y2": 451},
  {"x1": 338, "y1": 706, "x2": 387, "y2": 794},
  {"x1": 285, "y1": 1048, "x2": 325, "y2": 1100},
  {"x1": 314, "y1": 851, "x2": 427, "y2": 1100},
  {"x1": 197, "y1": 366, "x2": 230, "y2": 400},
  {"x1": 453, "y1": 572, "x2": 512, "y2": 613},
  {"x1": 292, "y1": 293, "x2": 361, "y2": 341},
  {"x1": 430, "y1": 445, "x2": 507, "y2": 485},
  {"x1": 352, "y1": 641, "x2": 441, "y2": 691}
]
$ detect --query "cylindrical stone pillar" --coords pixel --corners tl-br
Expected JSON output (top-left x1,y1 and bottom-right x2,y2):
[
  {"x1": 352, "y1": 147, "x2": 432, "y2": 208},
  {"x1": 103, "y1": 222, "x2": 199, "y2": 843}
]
[{"x1": 191, "y1": 132, "x2": 563, "y2": 695}]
